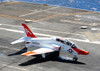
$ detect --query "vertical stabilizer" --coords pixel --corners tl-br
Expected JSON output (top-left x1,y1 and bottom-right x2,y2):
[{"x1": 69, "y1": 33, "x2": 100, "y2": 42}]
[{"x1": 22, "y1": 23, "x2": 37, "y2": 38}]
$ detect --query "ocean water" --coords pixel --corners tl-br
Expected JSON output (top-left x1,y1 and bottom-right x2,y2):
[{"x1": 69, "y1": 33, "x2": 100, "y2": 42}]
[{"x1": 0, "y1": 0, "x2": 100, "y2": 12}]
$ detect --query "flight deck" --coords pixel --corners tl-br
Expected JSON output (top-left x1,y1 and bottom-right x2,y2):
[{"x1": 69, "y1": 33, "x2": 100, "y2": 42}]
[{"x1": 0, "y1": 1, "x2": 100, "y2": 71}]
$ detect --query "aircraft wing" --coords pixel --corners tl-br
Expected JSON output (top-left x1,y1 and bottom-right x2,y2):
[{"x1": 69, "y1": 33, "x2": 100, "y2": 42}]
[
  {"x1": 22, "y1": 48, "x2": 54, "y2": 56},
  {"x1": 22, "y1": 44, "x2": 60, "y2": 56}
]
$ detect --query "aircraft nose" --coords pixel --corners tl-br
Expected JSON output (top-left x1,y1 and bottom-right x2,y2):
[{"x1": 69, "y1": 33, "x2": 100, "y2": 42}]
[
  {"x1": 84, "y1": 51, "x2": 89, "y2": 55},
  {"x1": 78, "y1": 50, "x2": 89, "y2": 55}
]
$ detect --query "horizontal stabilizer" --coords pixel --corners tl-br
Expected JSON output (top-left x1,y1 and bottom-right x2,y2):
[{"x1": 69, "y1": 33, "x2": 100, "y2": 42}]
[{"x1": 11, "y1": 37, "x2": 25, "y2": 44}]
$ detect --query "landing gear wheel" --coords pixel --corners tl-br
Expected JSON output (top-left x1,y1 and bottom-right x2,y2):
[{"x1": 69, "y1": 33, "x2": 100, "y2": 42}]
[
  {"x1": 54, "y1": 51, "x2": 60, "y2": 58},
  {"x1": 48, "y1": 51, "x2": 60, "y2": 58},
  {"x1": 36, "y1": 55, "x2": 42, "y2": 59},
  {"x1": 73, "y1": 57, "x2": 78, "y2": 62}
]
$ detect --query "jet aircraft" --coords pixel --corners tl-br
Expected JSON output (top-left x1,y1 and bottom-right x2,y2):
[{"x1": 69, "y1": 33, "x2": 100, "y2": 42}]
[{"x1": 11, "y1": 23, "x2": 89, "y2": 62}]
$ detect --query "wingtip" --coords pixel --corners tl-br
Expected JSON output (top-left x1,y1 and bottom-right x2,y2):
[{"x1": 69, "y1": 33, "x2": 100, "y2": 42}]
[
  {"x1": 10, "y1": 42, "x2": 15, "y2": 45},
  {"x1": 21, "y1": 54, "x2": 31, "y2": 56},
  {"x1": 21, "y1": 53, "x2": 28, "y2": 56}
]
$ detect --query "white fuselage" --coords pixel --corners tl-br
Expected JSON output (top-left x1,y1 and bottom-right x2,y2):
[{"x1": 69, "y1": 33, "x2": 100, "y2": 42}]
[{"x1": 25, "y1": 38, "x2": 78, "y2": 55}]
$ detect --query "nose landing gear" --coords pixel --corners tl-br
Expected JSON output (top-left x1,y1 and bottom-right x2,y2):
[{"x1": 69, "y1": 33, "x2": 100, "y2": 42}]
[{"x1": 73, "y1": 56, "x2": 78, "y2": 62}]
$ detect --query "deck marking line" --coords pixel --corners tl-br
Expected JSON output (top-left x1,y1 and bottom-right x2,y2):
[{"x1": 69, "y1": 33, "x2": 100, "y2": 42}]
[
  {"x1": 0, "y1": 27, "x2": 100, "y2": 44},
  {"x1": 0, "y1": 1, "x2": 20, "y2": 6},
  {"x1": 84, "y1": 31, "x2": 97, "y2": 41},
  {"x1": 19, "y1": 7, "x2": 59, "y2": 17},
  {"x1": 0, "y1": 11, "x2": 94, "y2": 22},
  {"x1": 35, "y1": 11, "x2": 95, "y2": 21},
  {"x1": 2, "y1": 64, "x2": 26, "y2": 71},
  {"x1": 0, "y1": 14, "x2": 34, "y2": 21},
  {"x1": 0, "y1": 23, "x2": 85, "y2": 36}
]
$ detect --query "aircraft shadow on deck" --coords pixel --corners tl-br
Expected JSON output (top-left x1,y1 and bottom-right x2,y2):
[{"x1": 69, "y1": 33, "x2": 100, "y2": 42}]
[
  {"x1": 7, "y1": 47, "x2": 85, "y2": 66},
  {"x1": 18, "y1": 56, "x2": 86, "y2": 66},
  {"x1": 8, "y1": 47, "x2": 27, "y2": 56}
]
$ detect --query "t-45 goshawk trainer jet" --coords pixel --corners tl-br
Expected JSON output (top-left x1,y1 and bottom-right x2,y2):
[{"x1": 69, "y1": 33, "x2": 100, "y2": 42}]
[{"x1": 11, "y1": 23, "x2": 89, "y2": 62}]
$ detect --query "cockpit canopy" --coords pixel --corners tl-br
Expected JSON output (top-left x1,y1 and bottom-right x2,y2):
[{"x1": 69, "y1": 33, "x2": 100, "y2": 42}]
[{"x1": 56, "y1": 38, "x2": 78, "y2": 48}]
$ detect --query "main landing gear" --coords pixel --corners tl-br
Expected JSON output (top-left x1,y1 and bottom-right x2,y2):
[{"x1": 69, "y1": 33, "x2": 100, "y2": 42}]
[
  {"x1": 73, "y1": 56, "x2": 78, "y2": 62},
  {"x1": 68, "y1": 49, "x2": 78, "y2": 62},
  {"x1": 41, "y1": 51, "x2": 60, "y2": 59},
  {"x1": 41, "y1": 47, "x2": 61, "y2": 59}
]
